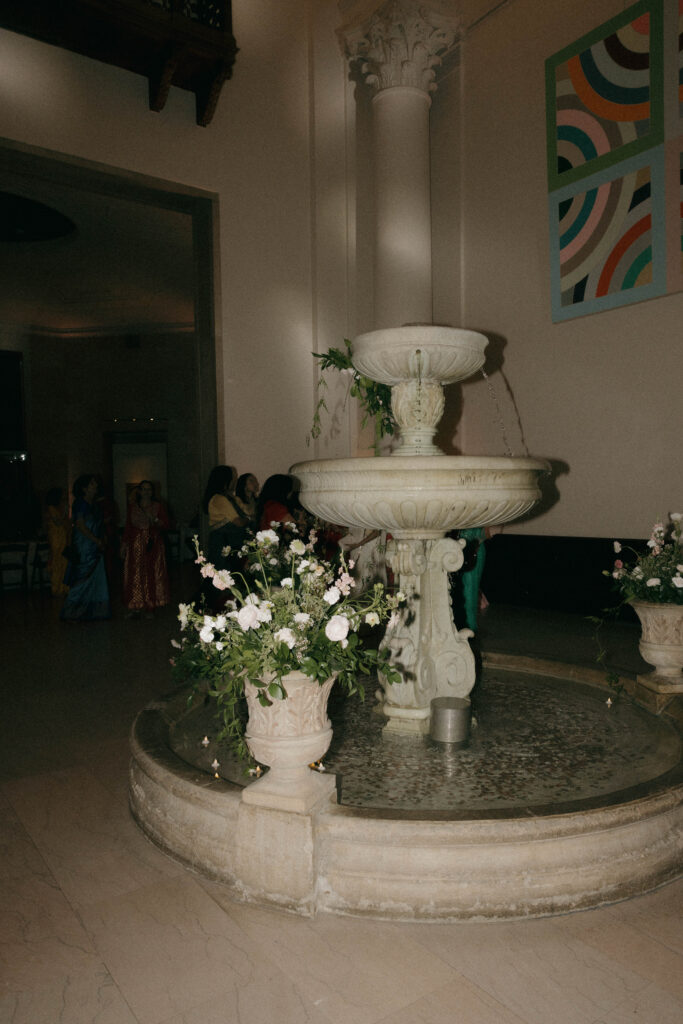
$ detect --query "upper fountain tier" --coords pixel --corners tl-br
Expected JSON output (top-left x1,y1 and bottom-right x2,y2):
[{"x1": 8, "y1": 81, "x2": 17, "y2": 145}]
[
  {"x1": 292, "y1": 326, "x2": 549, "y2": 537},
  {"x1": 352, "y1": 325, "x2": 487, "y2": 386},
  {"x1": 354, "y1": 326, "x2": 488, "y2": 457}
]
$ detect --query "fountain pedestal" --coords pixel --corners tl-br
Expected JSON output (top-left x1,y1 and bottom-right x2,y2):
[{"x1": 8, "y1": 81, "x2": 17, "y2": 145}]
[{"x1": 379, "y1": 535, "x2": 474, "y2": 733}]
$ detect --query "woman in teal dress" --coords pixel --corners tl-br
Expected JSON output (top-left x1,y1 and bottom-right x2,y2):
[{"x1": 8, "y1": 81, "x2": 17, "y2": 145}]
[{"x1": 61, "y1": 474, "x2": 111, "y2": 622}]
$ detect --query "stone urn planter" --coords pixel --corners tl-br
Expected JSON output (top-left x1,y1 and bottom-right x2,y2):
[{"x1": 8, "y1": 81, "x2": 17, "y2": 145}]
[
  {"x1": 241, "y1": 671, "x2": 337, "y2": 814},
  {"x1": 630, "y1": 601, "x2": 683, "y2": 709}
]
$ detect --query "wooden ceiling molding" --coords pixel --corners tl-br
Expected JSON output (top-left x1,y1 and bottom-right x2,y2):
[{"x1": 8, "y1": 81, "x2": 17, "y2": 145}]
[{"x1": 0, "y1": 0, "x2": 238, "y2": 126}]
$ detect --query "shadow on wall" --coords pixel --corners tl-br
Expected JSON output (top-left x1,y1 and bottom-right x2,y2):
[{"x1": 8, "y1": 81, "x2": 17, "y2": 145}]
[
  {"x1": 479, "y1": 332, "x2": 532, "y2": 458},
  {"x1": 435, "y1": 382, "x2": 463, "y2": 453},
  {"x1": 436, "y1": 330, "x2": 533, "y2": 458},
  {"x1": 513, "y1": 458, "x2": 569, "y2": 525}
]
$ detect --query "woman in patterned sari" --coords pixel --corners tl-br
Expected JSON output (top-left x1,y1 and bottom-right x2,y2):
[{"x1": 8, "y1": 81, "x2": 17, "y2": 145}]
[
  {"x1": 60, "y1": 475, "x2": 111, "y2": 622},
  {"x1": 121, "y1": 480, "x2": 170, "y2": 618}
]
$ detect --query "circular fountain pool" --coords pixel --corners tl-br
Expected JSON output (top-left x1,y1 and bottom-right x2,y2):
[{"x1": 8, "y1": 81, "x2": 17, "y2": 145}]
[{"x1": 129, "y1": 660, "x2": 683, "y2": 920}]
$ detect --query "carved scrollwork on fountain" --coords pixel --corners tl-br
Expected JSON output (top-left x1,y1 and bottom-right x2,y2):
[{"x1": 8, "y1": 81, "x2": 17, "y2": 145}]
[
  {"x1": 391, "y1": 379, "x2": 444, "y2": 455},
  {"x1": 378, "y1": 535, "x2": 475, "y2": 727}
]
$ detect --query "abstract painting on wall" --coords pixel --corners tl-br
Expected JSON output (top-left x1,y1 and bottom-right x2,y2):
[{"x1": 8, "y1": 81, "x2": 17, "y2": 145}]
[{"x1": 546, "y1": 0, "x2": 681, "y2": 320}]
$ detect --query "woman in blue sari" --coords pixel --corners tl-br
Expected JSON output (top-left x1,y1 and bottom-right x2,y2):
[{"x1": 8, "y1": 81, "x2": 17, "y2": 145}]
[{"x1": 61, "y1": 474, "x2": 111, "y2": 622}]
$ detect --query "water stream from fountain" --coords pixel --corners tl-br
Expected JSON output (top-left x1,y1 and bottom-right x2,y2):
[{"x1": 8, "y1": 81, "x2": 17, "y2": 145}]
[{"x1": 480, "y1": 368, "x2": 514, "y2": 457}]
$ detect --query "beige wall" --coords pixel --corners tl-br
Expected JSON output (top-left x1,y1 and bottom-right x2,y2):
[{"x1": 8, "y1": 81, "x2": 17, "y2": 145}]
[{"x1": 432, "y1": 0, "x2": 683, "y2": 538}]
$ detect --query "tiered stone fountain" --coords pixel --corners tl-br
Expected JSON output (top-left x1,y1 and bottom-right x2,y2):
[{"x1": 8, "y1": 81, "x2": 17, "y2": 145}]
[
  {"x1": 129, "y1": 322, "x2": 682, "y2": 919},
  {"x1": 292, "y1": 324, "x2": 550, "y2": 734}
]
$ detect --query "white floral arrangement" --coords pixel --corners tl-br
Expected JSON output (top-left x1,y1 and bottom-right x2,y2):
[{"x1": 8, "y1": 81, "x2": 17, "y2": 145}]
[
  {"x1": 172, "y1": 525, "x2": 404, "y2": 756},
  {"x1": 605, "y1": 513, "x2": 683, "y2": 606}
]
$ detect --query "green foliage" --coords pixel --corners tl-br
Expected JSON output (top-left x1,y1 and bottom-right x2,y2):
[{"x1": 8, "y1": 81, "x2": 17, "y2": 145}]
[
  {"x1": 590, "y1": 513, "x2": 683, "y2": 702},
  {"x1": 309, "y1": 339, "x2": 395, "y2": 453},
  {"x1": 603, "y1": 514, "x2": 682, "y2": 605},
  {"x1": 172, "y1": 528, "x2": 404, "y2": 761}
]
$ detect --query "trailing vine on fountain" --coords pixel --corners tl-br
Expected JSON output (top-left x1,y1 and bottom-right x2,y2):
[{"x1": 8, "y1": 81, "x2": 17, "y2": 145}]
[{"x1": 309, "y1": 339, "x2": 395, "y2": 453}]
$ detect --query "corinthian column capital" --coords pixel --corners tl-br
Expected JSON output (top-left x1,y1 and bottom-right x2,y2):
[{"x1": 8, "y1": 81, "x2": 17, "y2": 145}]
[{"x1": 338, "y1": 0, "x2": 460, "y2": 93}]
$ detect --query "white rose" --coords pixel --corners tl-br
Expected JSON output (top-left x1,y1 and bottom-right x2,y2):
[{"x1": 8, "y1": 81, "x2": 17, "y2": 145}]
[
  {"x1": 274, "y1": 628, "x2": 297, "y2": 649},
  {"x1": 214, "y1": 615, "x2": 227, "y2": 630},
  {"x1": 365, "y1": 612, "x2": 380, "y2": 626},
  {"x1": 281, "y1": 577, "x2": 293, "y2": 588},
  {"x1": 325, "y1": 614, "x2": 349, "y2": 642},
  {"x1": 672, "y1": 576, "x2": 683, "y2": 589},
  {"x1": 256, "y1": 529, "x2": 279, "y2": 546},
  {"x1": 324, "y1": 586, "x2": 341, "y2": 605},
  {"x1": 289, "y1": 539, "x2": 306, "y2": 555},
  {"x1": 294, "y1": 612, "x2": 311, "y2": 626},
  {"x1": 646, "y1": 578, "x2": 661, "y2": 587},
  {"x1": 670, "y1": 513, "x2": 682, "y2": 522},
  {"x1": 199, "y1": 625, "x2": 214, "y2": 643},
  {"x1": 237, "y1": 604, "x2": 261, "y2": 630},
  {"x1": 215, "y1": 641, "x2": 224, "y2": 651},
  {"x1": 256, "y1": 603, "x2": 273, "y2": 623}
]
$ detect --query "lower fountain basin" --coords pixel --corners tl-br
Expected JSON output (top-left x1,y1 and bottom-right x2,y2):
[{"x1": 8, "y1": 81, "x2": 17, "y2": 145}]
[
  {"x1": 129, "y1": 659, "x2": 683, "y2": 921},
  {"x1": 290, "y1": 455, "x2": 550, "y2": 538}
]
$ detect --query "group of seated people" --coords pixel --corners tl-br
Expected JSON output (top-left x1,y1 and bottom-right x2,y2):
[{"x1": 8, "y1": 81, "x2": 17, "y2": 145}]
[
  {"x1": 203, "y1": 466, "x2": 315, "y2": 572},
  {"x1": 201, "y1": 463, "x2": 392, "y2": 610}
]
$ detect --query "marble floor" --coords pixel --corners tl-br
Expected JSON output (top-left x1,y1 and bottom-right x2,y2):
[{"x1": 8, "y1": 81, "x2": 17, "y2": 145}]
[{"x1": 1, "y1": 572, "x2": 682, "y2": 1024}]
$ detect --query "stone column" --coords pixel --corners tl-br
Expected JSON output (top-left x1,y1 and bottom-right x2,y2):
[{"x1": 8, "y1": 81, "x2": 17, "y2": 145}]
[{"x1": 339, "y1": 0, "x2": 459, "y2": 328}]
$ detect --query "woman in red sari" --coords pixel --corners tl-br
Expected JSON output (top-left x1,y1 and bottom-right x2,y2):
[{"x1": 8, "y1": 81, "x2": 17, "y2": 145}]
[{"x1": 121, "y1": 480, "x2": 170, "y2": 618}]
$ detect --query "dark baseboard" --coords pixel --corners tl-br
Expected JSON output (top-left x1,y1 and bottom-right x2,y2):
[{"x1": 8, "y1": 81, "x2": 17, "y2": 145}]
[{"x1": 478, "y1": 534, "x2": 646, "y2": 619}]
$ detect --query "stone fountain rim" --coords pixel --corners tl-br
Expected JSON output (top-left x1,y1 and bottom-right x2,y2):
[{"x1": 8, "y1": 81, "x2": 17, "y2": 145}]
[
  {"x1": 291, "y1": 455, "x2": 551, "y2": 473},
  {"x1": 352, "y1": 325, "x2": 488, "y2": 347},
  {"x1": 129, "y1": 664, "x2": 683, "y2": 920}
]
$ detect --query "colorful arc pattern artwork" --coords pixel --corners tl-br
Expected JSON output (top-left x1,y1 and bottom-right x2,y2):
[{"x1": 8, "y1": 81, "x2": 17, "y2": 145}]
[
  {"x1": 559, "y1": 164, "x2": 653, "y2": 305},
  {"x1": 555, "y1": 14, "x2": 651, "y2": 183},
  {"x1": 546, "y1": 0, "x2": 681, "y2": 321}
]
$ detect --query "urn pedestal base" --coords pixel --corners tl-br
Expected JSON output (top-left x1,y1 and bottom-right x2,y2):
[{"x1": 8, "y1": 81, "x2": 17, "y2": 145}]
[
  {"x1": 634, "y1": 672, "x2": 683, "y2": 714},
  {"x1": 241, "y1": 765, "x2": 336, "y2": 814}
]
